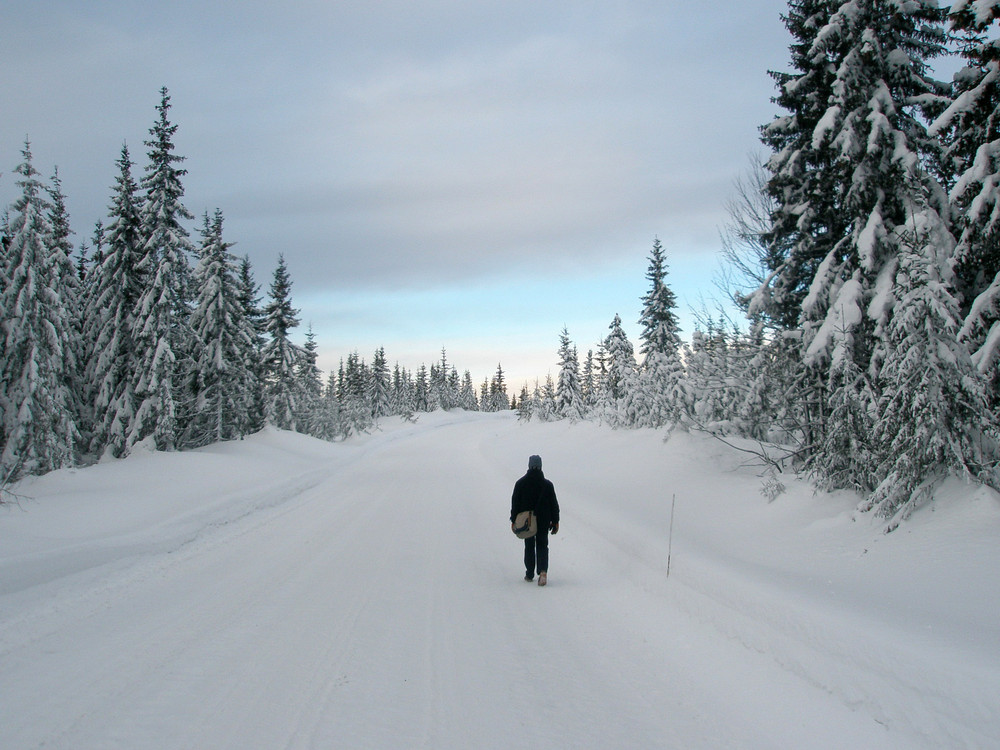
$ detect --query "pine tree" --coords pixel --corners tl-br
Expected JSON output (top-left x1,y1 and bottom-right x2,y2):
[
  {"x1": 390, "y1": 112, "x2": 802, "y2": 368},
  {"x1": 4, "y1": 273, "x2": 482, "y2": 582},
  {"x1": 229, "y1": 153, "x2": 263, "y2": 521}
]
[
  {"x1": 479, "y1": 377, "x2": 490, "y2": 411},
  {"x1": 581, "y1": 348, "x2": 596, "y2": 409},
  {"x1": 367, "y1": 346, "x2": 391, "y2": 420},
  {"x1": 752, "y1": 0, "x2": 845, "y2": 331},
  {"x1": 415, "y1": 364, "x2": 430, "y2": 412},
  {"x1": 262, "y1": 255, "x2": 302, "y2": 430},
  {"x1": 45, "y1": 166, "x2": 82, "y2": 435},
  {"x1": 86, "y1": 145, "x2": 145, "y2": 457},
  {"x1": 75, "y1": 239, "x2": 89, "y2": 283},
  {"x1": 638, "y1": 237, "x2": 682, "y2": 358},
  {"x1": 312, "y1": 370, "x2": 345, "y2": 440},
  {"x1": 633, "y1": 349, "x2": 686, "y2": 429},
  {"x1": 602, "y1": 314, "x2": 637, "y2": 426},
  {"x1": 295, "y1": 325, "x2": 324, "y2": 434},
  {"x1": 932, "y1": 2, "x2": 1000, "y2": 409},
  {"x1": 489, "y1": 363, "x2": 510, "y2": 411},
  {"x1": 46, "y1": 167, "x2": 78, "y2": 316},
  {"x1": 540, "y1": 374, "x2": 557, "y2": 421},
  {"x1": 0, "y1": 143, "x2": 79, "y2": 478},
  {"x1": 764, "y1": 0, "x2": 949, "y2": 371},
  {"x1": 516, "y1": 383, "x2": 532, "y2": 421},
  {"x1": 863, "y1": 202, "x2": 996, "y2": 526},
  {"x1": 189, "y1": 210, "x2": 258, "y2": 445},
  {"x1": 392, "y1": 363, "x2": 416, "y2": 417},
  {"x1": 435, "y1": 348, "x2": 457, "y2": 410},
  {"x1": 130, "y1": 88, "x2": 195, "y2": 451},
  {"x1": 236, "y1": 255, "x2": 267, "y2": 434},
  {"x1": 459, "y1": 369, "x2": 478, "y2": 410},
  {"x1": 78, "y1": 222, "x2": 105, "y2": 429},
  {"x1": 635, "y1": 238, "x2": 685, "y2": 427},
  {"x1": 753, "y1": 0, "x2": 954, "y2": 489},
  {"x1": 555, "y1": 327, "x2": 583, "y2": 420},
  {"x1": 932, "y1": 1, "x2": 1000, "y2": 308}
]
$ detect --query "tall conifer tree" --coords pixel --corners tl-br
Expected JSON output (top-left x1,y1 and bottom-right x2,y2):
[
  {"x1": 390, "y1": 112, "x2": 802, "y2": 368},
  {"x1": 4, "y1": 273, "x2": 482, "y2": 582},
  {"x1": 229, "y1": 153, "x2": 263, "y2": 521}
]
[
  {"x1": 190, "y1": 210, "x2": 257, "y2": 445},
  {"x1": 0, "y1": 144, "x2": 78, "y2": 477},
  {"x1": 262, "y1": 255, "x2": 302, "y2": 430},
  {"x1": 130, "y1": 87, "x2": 195, "y2": 451},
  {"x1": 933, "y1": 2, "x2": 1000, "y2": 407},
  {"x1": 556, "y1": 328, "x2": 584, "y2": 420},
  {"x1": 236, "y1": 255, "x2": 267, "y2": 434},
  {"x1": 863, "y1": 202, "x2": 995, "y2": 525},
  {"x1": 87, "y1": 145, "x2": 145, "y2": 457}
]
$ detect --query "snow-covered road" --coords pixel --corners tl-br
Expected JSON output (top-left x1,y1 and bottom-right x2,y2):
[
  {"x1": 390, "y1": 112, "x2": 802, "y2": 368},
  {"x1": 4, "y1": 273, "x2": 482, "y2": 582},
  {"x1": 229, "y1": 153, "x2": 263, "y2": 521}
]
[{"x1": 2, "y1": 412, "x2": 998, "y2": 748}]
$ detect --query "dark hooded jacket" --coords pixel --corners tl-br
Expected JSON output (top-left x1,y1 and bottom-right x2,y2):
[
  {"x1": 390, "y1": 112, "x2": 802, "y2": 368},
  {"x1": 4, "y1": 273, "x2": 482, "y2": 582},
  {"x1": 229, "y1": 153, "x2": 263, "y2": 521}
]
[{"x1": 510, "y1": 468, "x2": 560, "y2": 529}]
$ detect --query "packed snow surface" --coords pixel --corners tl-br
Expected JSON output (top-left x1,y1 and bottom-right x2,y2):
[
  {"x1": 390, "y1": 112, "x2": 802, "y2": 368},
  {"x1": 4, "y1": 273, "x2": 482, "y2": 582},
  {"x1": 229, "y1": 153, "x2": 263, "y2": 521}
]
[{"x1": 2, "y1": 411, "x2": 998, "y2": 749}]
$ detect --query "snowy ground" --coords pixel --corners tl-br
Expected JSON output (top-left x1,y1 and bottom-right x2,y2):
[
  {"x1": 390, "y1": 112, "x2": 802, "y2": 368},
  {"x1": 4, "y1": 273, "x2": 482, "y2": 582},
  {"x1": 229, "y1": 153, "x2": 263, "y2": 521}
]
[{"x1": 1, "y1": 410, "x2": 998, "y2": 749}]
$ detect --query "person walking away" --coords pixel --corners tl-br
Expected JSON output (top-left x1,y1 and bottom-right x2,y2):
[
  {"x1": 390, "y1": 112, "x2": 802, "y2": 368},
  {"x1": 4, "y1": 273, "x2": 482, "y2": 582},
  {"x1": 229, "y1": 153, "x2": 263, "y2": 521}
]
[{"x1": 510, "y1": 454, "x2": 560, "y2": 586}]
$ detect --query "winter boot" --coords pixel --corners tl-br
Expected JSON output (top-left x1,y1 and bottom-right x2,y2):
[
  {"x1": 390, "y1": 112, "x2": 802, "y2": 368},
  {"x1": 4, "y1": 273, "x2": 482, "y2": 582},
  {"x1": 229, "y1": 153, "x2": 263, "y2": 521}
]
[{"x1": 538, "y1": 571, "x2": 547, "y2": 586}]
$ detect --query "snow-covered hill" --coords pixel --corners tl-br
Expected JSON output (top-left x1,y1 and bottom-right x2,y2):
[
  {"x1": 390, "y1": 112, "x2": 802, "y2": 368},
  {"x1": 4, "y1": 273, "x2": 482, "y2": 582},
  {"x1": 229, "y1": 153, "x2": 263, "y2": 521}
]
[{"x1": 2, "y1": 411, "x2": 998, "y2": 748}]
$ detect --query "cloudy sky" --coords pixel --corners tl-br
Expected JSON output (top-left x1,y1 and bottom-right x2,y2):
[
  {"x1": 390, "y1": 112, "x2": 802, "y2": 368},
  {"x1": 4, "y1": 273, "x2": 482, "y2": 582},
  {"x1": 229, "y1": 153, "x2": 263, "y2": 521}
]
[{"x1": 2, "y1": 0, "x2": 792, "y2": 389}]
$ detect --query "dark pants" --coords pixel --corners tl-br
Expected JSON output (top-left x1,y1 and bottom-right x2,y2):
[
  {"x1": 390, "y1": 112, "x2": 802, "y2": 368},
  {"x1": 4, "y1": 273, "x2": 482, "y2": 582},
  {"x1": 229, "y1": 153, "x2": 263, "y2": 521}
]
[{"x1": 524, "y1": 527, "x2": 549, "y2": 575}]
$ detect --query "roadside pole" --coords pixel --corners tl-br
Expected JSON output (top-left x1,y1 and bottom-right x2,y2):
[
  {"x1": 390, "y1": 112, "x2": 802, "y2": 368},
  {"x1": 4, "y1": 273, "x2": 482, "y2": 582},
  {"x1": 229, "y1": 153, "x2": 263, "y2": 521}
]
[{"x1": 667, "y1": 493, "x2": 676, "y2": 577}]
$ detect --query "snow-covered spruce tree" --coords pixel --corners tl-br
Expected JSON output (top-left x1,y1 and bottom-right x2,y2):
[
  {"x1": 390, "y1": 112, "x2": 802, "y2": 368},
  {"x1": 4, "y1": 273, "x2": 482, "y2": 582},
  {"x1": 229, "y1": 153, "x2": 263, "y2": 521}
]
[
  {"x1": 492, "y1": 363, "x2": 511, "y2": 411},
  {"x1": 236, "y1": 255, "x2": 267, "y2": 434},
  {"x1": 391, "y1": 363, "x2": 415, "y2": 417},
  {"x1": 448, "y1": 366, "x2": 461, "y2": 409},
  {"x1": 601, "y1": 314, "x2": 638, "y2": 426},
  {"x1": 45, "y1": 167, "x2": 83, "y2": 434},
  {"x1": 517, "y1": 383, "x2": 535, "y2": 422},
  {"x1": 415, "y1": 365, "x2": 430, "y2": 412},
  {"x1": 635, "y1": 238, "x2": 685, "y2": 428},
  {"x1": 426, "y1": 363, "x2": 441, "y2": 412},
  {"x1": 540, "y1": 375, "x2": 557, "y2": 421},
  {"x1": 129, "y1": 88, "x2": 196, "y2": 452},
  {"x1": 932, "y1": 1, "x2": 1000, "y2": 409},
  {"x1": 189, "y1": 210, "x2": 258, "y2": 446},
  {"x1": 433, "y1": 348, "x2": 456, "y2": 410},
  {"x1": 638, "y1": 237, "x2": 682, "y2": 357},
  {"x1": 46, "y1": 167, "x2": 77, "y2": 296},
  {"x1": 340, "y1": 351, "x2": 372, "y2": 431},
  {"x1": 555, "y1": 327, "x2": 584, "y2": 420},
  {"x1": 74, "y1": 238, "x2": 89, "y2": 283},
  {"x1": 459, "y1": 370, "x2": 478, "y2": 410},
  {"x1": 46, "y1": 167, "x2": 79, "y2": 337},
  {"x1": 85, "y1": 145, "x2": 145, "y2": 458},
  {"x1": 932, "y1": 1, "x2": 1000, "y2": 306},
  {"x1": 294, "y1": 325, "x2": 324, "y2": 434},
  {"x1": 591, "y1": 338, "x2": 609, "y2": 409},
  {"x1": 802, "y1": 0, "x2": 948, "y2": 366},
  {"x1": 262, "y1": 255, "x2": 302, "y2": 431},
  {"x1": 0, "y1": 144, "x2": 79, "y2": 478},
  {"x1": 316, "y1": 370, "x2": 350, "y2": 439},
  {"x1": 862, "y1": 200, "x2": 996, "y2": 526},
  {"x1": 633, "y1": 346, "x2": 687, "y2": 429},
  {"x1": 77, "y1": 220, "x2": 105, "y2": 419},
  {"x1": 367, "y1": 346, "x2": 391, "y2": 420},
  {"x1": 758, "y1": 0, "x2": 951, "y2": 489},
  {"x1": 580, "y1": 348, "x2": 596, "y2": 411},
  {"x1": 753, "y1": 0, "x2": 846, "y2": 332}
]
